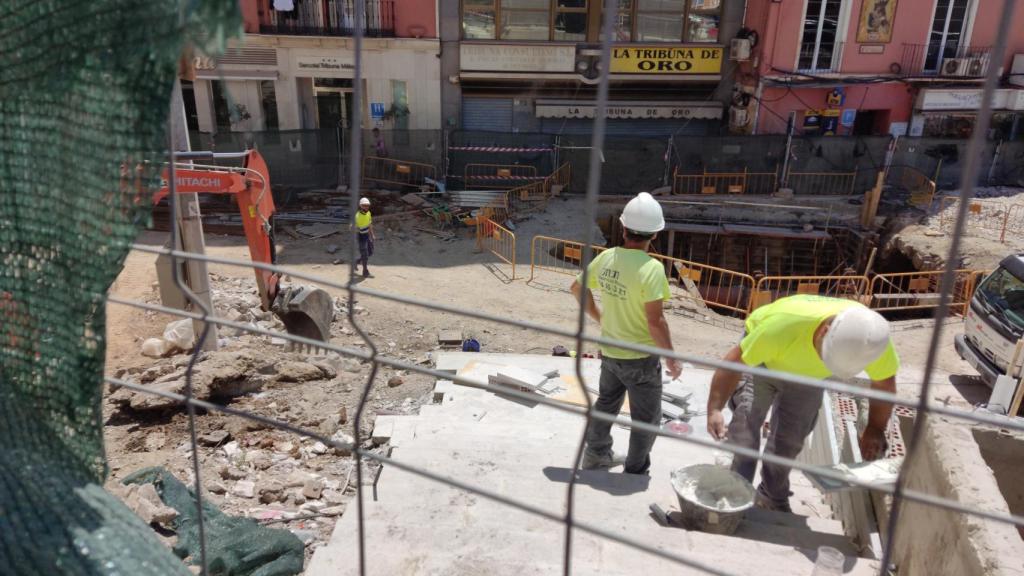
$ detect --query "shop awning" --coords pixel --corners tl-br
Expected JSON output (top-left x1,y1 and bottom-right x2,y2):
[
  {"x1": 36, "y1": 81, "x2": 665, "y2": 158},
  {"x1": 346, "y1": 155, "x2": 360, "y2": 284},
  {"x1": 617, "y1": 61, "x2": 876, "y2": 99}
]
[
  {"x1": 535, "y1": 100, "x2": 722, "y2": 120},
  {"x1": 195, "y1": 70, "x2": 279, "y2": 81}
]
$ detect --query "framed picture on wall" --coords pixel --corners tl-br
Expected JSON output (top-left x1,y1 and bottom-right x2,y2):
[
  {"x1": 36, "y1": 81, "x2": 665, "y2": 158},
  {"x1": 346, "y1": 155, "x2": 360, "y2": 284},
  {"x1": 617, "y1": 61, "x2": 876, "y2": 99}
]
[{"x1": 857, "y1": 0, "x2": 898, "y2": 44}]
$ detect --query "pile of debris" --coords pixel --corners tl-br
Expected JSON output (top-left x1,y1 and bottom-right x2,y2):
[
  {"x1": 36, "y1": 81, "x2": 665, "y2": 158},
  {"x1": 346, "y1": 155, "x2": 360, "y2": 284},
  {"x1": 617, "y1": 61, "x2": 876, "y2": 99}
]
[{"x1": 110, "y1": 346, "x2": 358, "y2": 411}]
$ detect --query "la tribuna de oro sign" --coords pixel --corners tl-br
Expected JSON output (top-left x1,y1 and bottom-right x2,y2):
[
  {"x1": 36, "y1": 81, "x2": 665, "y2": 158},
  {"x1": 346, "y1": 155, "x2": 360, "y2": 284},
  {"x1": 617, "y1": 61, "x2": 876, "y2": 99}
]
[{"x1": 610, "y1": 46, "x2": 723, "y2": 74}]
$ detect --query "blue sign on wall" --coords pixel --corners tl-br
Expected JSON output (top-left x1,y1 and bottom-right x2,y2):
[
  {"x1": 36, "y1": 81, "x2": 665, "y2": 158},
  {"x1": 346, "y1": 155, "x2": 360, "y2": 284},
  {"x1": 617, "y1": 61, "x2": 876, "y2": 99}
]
[
  {"x1": 370, "y1": 102, "x2": 385, "y2": 120},
  {"x1": 841, "y1": 109, "x2": 857, "y2": 127}
]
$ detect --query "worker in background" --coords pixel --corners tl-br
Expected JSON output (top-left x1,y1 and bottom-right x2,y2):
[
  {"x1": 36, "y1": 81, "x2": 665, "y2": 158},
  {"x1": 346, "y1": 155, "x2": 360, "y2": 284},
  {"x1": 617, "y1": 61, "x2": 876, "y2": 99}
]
[
  {"x1": 353, "y1": 197, "x2": 374, "y2": 278},
  {"x1": 706, "y1": 295, "x2": 898, "y2": 513},
  {"x1": 372, "y1": 127, "x2": 388, "y2": 158},
  {"x1": 571, "y1": 192, "x2": 683, "y2": 475}
]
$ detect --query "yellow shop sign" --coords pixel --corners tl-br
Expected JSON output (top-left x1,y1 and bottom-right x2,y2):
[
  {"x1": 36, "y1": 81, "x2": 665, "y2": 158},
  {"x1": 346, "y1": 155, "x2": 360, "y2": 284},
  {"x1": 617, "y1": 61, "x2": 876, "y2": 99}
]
[{"x1": 610, "y1": 46, "x2": 723, "y2": 74}]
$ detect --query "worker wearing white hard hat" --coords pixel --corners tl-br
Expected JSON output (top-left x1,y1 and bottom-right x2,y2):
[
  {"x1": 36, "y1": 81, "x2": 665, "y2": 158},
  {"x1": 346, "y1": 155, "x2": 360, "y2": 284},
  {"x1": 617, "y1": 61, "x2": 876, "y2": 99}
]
[
  {"x1": 353, "y1": 197, "x2": 375, "y2": 278},
  {"x1": 706, "y1": 295, "x2": 899, "y2": 513},
  {"x1": 570, "y1": 192, "x2": 682, "y2": 475}
]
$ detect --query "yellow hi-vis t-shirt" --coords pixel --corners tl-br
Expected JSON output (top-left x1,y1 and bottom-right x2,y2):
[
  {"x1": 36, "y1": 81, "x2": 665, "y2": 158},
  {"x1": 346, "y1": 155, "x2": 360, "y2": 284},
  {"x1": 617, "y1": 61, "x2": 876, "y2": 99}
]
[
  {"x1": 740, "y1": 295, "x2": 899, "y2": 380},
  {"x1": 355, "y1": 210, "x2": 372, "y2": 233},
  {"x1": 578, "y1": 247, "x2": 671, "y2": 359}
]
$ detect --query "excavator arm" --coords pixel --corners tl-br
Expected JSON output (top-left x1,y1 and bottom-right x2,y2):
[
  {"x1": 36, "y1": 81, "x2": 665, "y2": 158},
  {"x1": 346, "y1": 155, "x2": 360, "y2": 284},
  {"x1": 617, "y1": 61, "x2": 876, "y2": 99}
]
[{"x1": 153, "y1": 150, "x2": 332, "y2": 342}]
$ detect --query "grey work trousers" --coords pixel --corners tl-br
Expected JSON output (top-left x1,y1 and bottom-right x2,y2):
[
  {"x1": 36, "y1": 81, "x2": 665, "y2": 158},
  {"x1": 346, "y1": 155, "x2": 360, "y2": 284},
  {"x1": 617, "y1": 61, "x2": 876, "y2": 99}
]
[
  {"x1": 584, "y1": 355, "x2": 663, "y2": 474},
  {"x1": 726, "y1": 373, "x2": 823, "y2": 507}
]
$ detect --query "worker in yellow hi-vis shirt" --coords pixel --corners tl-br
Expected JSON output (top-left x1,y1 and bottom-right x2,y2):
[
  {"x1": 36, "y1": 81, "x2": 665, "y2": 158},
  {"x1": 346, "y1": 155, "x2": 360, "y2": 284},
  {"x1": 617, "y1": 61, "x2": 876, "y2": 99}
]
[
  {"x1": 570, "y1": 192, "x2": 682, "y2": 475},
  {"x1": 706, "y1": 294, "x2": 899, "y2": 513},
  {"x1": 353, "y1": 197, "x2": 374, "y2": 278}
]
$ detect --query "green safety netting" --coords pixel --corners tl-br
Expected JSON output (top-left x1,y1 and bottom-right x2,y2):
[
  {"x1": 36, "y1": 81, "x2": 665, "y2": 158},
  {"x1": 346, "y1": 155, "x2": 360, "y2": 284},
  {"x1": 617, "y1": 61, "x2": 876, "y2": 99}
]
[
  {"x1": 124, "y1": 468, "x2": 304, "y2": 576},
  {"x1": 0, "y1": 1, "x2": 240, "y2": 574}
]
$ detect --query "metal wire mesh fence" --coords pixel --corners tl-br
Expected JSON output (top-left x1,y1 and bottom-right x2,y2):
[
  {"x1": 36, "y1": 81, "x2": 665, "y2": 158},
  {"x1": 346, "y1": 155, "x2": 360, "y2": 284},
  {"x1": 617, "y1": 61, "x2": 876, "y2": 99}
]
[{"x1": 6, "y1": 0, "x2": 1024, "y2": 575}]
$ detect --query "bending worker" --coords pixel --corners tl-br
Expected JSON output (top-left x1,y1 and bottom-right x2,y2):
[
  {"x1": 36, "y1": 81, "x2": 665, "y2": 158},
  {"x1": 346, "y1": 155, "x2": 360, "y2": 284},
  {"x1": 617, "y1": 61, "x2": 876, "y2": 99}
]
[
  {"x1": 571, "y1": 192, "x2": 682, "y2": 475},
  {"x1": 353, "y1": 197, "x2": 374, "y2": 278},
  {"x1": 706, "y1": 294, "x2": 897, "y2": 512}
]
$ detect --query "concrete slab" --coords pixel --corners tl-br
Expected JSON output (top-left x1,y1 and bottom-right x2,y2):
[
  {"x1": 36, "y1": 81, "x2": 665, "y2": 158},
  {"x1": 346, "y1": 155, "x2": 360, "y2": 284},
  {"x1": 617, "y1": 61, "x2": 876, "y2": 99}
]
[
  {"x1": 371, "y1": 415, "x2": 398, "y2": 445},
  {"x1": 310, "y1": 353, "x2": 871, "y2": 576}
]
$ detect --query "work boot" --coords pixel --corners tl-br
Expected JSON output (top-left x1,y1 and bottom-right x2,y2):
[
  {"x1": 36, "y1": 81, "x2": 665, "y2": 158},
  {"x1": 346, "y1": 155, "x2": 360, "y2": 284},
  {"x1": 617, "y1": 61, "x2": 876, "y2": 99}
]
[
  {"x1": 581, "y1": 450, "x2": 626, "y2": 470},
  {"x1": 754, "y1": 486, "x2": 793, "y2": 514}
]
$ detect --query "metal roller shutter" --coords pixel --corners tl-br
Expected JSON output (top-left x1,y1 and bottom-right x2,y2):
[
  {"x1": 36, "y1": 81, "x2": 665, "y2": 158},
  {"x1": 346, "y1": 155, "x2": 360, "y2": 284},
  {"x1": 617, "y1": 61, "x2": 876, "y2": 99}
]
[{"x1": 462, "y1": 97, "x2": 513, "y2": 132}]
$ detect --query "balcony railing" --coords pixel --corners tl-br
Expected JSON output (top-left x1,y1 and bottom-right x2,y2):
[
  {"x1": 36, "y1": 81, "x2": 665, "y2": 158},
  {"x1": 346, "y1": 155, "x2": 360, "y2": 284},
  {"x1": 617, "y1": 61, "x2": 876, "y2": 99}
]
[
  {"x1": 900, "y1": 43, "x2": 993, "y2": 78},
  {"x1": 259, "y1": 0, "x2": 396, "y2": 38}
]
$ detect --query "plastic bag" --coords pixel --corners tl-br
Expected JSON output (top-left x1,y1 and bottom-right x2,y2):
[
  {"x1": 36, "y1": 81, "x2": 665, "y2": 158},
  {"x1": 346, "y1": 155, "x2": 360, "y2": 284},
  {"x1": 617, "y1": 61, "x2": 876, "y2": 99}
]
[{"x1": 162, "y1": 319, "x2": 195, "y2": 350}]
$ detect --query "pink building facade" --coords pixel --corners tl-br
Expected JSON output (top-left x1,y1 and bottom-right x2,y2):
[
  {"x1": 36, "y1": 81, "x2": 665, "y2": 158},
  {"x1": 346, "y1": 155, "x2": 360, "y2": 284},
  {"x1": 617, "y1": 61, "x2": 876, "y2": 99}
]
[{"x1": 737, "y1": 0, "x2": 1024, "y2": 137}]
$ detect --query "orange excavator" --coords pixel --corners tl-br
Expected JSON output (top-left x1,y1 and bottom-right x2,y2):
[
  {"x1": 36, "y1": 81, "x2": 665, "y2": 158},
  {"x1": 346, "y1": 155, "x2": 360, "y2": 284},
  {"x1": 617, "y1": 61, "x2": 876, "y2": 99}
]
[{"x1": 152, "y1": 149, "x2": 334, "y2": 342}]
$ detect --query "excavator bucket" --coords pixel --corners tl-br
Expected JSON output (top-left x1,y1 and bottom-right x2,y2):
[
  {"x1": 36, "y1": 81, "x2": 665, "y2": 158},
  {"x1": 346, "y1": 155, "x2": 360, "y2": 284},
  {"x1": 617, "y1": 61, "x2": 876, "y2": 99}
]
[{"x1": 272, "y1": 285, "x2": 335, "y2": 342}]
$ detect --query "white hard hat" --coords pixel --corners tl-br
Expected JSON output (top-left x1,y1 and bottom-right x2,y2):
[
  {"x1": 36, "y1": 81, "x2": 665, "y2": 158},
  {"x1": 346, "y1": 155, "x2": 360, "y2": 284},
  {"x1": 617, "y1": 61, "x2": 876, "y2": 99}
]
[
  {"x1": 619, "y1": 192, "x2": 665, "y2": 234},
  {"x1": 359, "y1": 197, "x2": 370, "y2": 206},
  {"x1": 820, "y1": 307, "x2": 890, "y2": 379}
]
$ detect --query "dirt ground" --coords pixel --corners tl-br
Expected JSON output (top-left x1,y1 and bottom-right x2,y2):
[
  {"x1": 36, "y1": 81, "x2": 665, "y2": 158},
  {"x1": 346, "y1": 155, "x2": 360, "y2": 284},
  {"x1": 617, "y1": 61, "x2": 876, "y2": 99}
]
[
  {"x1": 102, "y1": 197, "x2": 989, "y2": 570},
  {"x1": 887, "y1": 187, "x2": 1024, "y2": 271}
]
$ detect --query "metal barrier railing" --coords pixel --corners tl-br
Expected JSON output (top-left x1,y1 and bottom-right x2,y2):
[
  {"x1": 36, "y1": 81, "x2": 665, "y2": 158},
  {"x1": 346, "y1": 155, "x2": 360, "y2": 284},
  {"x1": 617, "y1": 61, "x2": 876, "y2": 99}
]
[
  {"x1": 464, "y1": 163, "x2": 540, "y2": 189},
  {"x1": 508, "y1": 180, "x2": 548, "y2": 213},
  {"x1": 1001, "y1": 203, "x2": 1024, "y2": 243},
  {"x1": 476, "y1": 217, "x2": 516, "y2": 279},
  {"x1": 647, "y1": 253, "x2": 757, "y2": 317},
  {"x1": 672, "y1": 168, "x2": 778, "y2": 195},
  {"x1": 870, "y1": 270, "x2": 978, "y2": 315},
  {"x1": 785, "y1": 170, "x2": 858, "y2": 195},
  {"x1": 548, "y1": 161, "x2": 571, "y2": 194},
  {"x1": 528, "y1": 235, "x2": 606, "y2": 281},
  {"x1": 751, "y1": 275, "x2": 871, "y2": 310},
  {"x1": 529, "y1": 234, "x2": 994, "y2": 318},
  {"x1": 362, "y1": 156, "x2": 436, "y2": 189},
  {"x1": 896, "y1": 167, "x2": 938, "y2": 209},
  {"x1": 937, "y1": 196, "x2": 1020, "y2": 241}
]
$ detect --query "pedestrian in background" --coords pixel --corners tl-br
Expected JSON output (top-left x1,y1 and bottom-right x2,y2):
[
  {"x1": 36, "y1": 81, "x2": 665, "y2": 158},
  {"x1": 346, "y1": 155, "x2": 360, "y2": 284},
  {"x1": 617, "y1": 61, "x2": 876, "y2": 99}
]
[
  {"x1": 353, "y1": 197, "x2": 375, "y2": 278},
  {"x1": 571, "y1": 192, "x2": 682, "y2": 475},
  {"x1": 372, "y1": 127, "x2": 388, "y2": 158}
]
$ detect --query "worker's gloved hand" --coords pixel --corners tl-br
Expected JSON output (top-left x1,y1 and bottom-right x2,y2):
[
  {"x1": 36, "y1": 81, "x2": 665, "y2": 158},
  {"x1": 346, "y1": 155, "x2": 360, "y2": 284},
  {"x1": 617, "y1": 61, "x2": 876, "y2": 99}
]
[
  {"x1": 665, "y1": 358, "x2": 683, "y2": 380},
  {"x1": 858, "y1": 426, "x2": 888, "y2": 460},
  {"x1": 707, "y1": 409, "x2": 727, "y2": 441}
]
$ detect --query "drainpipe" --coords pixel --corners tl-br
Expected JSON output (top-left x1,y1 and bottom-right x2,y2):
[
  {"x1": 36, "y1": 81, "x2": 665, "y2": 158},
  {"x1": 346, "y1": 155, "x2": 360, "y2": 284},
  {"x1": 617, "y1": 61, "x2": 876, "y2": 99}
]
[
  {"x1": 751, "y1": 79, "x2": 764, "y2": 135},
  {"x1": 781, "y1": 111, "x2": 796, "y2": 186}
]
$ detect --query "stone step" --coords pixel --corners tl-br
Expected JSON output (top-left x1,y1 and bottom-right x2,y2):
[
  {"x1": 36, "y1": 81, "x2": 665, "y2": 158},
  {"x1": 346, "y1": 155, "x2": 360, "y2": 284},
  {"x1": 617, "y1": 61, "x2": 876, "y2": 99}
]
[{"x1": 309, "y1": 494, "x2": 874, "y2": 576}]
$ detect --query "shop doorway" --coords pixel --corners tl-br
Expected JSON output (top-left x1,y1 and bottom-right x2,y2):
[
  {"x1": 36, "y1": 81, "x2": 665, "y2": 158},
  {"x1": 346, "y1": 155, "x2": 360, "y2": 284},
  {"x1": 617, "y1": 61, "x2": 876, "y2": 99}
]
[
  {"x1": 313, "y1": 78, "x2": 354, "y2": 129},
  {"x1": 853, "y1": 110, "x2": 890, "y2": 135}
]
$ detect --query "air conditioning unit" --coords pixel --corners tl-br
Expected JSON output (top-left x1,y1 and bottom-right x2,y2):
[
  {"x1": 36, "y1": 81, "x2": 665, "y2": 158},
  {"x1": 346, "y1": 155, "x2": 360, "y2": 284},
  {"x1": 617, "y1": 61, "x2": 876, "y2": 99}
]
[
  {"x1": 729, "y1": 105, "x2": 749, "y2": 129},
  {"x1": 730, "y1": 38, "x2": 752, "y2": 61},
  {"x1": 967, "y1": 57, "x2": 988, "y2": 77},
  {"x1": 942, "y1": 57, "x2": 976, "y2": 76},
  {"x1": 1011, "y1": 54, "x2": 1024, "y2": 87}
]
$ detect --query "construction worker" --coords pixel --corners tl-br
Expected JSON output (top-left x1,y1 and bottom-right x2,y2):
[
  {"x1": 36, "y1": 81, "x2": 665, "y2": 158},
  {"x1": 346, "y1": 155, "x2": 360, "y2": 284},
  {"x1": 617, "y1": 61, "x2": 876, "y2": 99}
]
[
  {"x1": 571, "y1": 192, "x2": 682, "y2": 475},
  {"x1": 353, "y1": 197, "x2": 374, "y2": 278},
  {"x1": 706, "y1": 295, "x2": 898, "y2": 512}
]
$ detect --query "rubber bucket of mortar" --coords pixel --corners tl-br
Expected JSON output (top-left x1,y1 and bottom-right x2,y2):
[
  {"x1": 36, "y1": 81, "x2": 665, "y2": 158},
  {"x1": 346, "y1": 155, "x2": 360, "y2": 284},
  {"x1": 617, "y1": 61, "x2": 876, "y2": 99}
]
[{"x1": 670, "y1": 464, "x2": 755, "y2": 535}]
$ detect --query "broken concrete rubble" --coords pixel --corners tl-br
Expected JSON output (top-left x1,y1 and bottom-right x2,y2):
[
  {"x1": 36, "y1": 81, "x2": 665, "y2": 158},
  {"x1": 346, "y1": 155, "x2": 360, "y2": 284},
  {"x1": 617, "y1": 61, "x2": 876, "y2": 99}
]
[
  {"x1": 303, "y1": 477, "x2": 325, "y2": 500},
  {"x1": 276, "y1": 361, "x2": 326, "y2": 383},
  {"x1": 232, "y1": 480, "x2": 256, "y2": 498},
  {"x1": 111, "y1": 348, "x2": 338, "y2": 411},
  {"x1": 125, "y1": 483, "x2": 178, "y2": 526},
  {"x1": 198, "y1": 430, "x2": 230, "y2": 447},
  {"x1": 259, "y1": 480, "x2": 286, "y2": 504}
]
